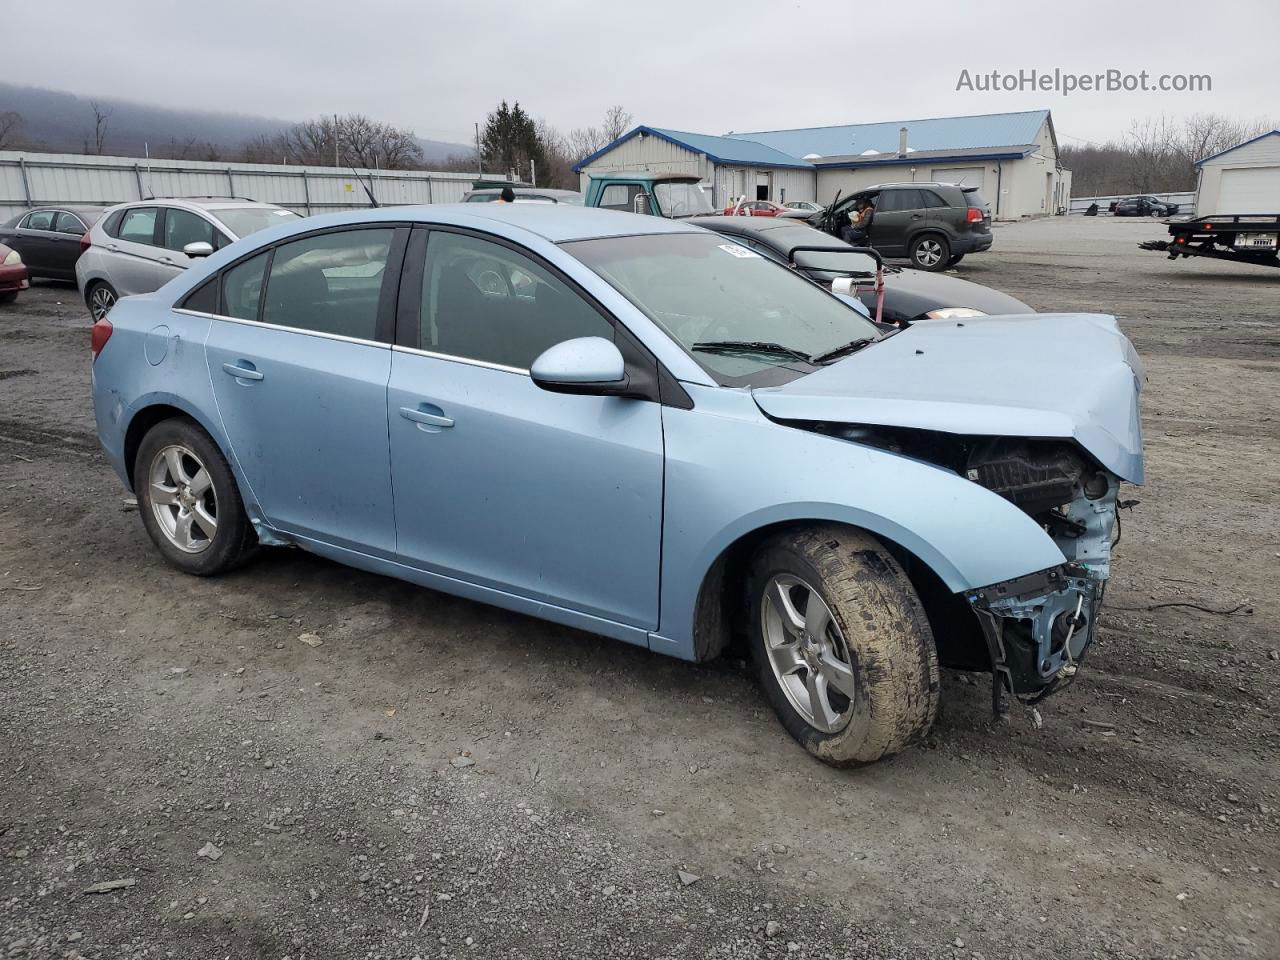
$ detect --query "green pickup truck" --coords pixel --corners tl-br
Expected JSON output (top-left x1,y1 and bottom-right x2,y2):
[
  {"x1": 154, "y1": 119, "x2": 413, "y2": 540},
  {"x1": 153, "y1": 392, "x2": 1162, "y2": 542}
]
[{"x1": 582, "y1": 172, "x2": 717, "y2": 218}]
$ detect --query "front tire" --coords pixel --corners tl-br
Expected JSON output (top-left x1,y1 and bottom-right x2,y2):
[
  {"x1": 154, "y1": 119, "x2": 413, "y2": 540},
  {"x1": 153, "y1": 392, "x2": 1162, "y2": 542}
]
[
  {"x1": 134, "y1": 418, "x2": 258, "y2": 576},
  {"x1": 747, "y1": 525, "x2": 939, "y2": 766},
  {"x1": 910, "y1": 234, "x2": 950, "y2": 271}
]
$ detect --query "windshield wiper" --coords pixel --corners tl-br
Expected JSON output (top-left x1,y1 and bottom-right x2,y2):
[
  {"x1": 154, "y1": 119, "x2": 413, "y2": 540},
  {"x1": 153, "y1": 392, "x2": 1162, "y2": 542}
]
[
  {"x1": 809, "y1": 337, "x2": 877, "y2": 364},
  {"x1": 692, "y1": 340, "x2": 814, "y2": 362}
]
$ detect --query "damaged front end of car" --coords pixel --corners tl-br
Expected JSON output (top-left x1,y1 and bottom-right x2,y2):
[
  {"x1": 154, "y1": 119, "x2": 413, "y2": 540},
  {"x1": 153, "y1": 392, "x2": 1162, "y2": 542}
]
[
  {"x1": 814, "y1": 428, "x2": 1131, "y2": 709},
  {"x1": 962, "y1": 439, "x2": 1122, "y2": 707}
]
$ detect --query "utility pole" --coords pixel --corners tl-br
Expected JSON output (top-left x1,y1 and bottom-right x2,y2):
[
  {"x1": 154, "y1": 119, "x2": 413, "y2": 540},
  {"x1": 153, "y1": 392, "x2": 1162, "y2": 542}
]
[
  {"x1": 475, "y1": 122, "x2": 483, "y2": 176},
  {"x1": 334, "y1": 113, "x2": 339, "y2": 168},
  {"x1": 531, "y1": 157, "x2": 537, "y2": 187}
]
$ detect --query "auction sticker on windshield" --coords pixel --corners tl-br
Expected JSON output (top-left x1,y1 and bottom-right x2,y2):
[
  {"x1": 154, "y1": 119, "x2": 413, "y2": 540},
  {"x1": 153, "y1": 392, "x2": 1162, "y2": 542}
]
[{"x1": 718, "y1": 243, "x2": 759, "y2": 258}]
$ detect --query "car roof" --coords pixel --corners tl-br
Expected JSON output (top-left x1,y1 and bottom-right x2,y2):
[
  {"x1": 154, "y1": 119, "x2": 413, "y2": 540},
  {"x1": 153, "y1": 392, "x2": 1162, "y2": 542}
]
[
  {"x1": 466, "y1": 187, "x2": 582, "y2": 198},
  {"x1": 224, "y1": 203, "x2": 705, "y2": 246},
  {"x1": 103, "y1": 197, "x2": 286, "y2": 213},
  {"x1": 686, "y1": 216, "x2": 834, "y2": 249}
]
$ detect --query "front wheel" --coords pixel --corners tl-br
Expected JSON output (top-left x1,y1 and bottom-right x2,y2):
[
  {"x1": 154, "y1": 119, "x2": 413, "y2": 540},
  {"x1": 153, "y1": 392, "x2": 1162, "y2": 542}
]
[
  {"x1": 134, "y1": 418, "x2": 258, "y2": 576},
  {"x1": 910, "y1": 234, "x2": 950, "y2": 271},
  {"x1": 747, "y1": 525, "x2": 939, "y2": 766},
  {"x1": 86, "y1": 281, "x2": 117, "y2": 322}
]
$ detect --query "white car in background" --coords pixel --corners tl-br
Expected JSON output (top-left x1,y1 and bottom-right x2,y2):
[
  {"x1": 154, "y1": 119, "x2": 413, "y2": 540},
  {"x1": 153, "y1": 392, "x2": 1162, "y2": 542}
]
[
  {"x1": 782, "y1": 200, "x2": 825, "y2": 214},
  {"x1": 76, "y1": 197, "x2": 302, "y2": 320}
]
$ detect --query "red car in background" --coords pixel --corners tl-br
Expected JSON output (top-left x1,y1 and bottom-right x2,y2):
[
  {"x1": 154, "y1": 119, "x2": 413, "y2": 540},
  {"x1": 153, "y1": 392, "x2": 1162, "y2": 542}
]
[
  {"x1": 0, "y1": 242, "x2": 30, "y2": 305},
  {"x1": 723, "y1": 199, "x2": 786, "y2": 217}
]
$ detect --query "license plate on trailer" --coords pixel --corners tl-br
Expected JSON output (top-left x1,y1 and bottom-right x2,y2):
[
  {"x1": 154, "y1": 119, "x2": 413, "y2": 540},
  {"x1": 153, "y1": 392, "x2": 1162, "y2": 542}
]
[{"x1": 1235, "y1": 233, "x2": 1278, "y2": 249}]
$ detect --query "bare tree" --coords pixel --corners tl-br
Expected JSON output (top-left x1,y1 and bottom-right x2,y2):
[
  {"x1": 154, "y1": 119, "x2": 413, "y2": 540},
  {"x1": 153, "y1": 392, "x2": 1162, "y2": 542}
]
[
  {"x1": 0, "y1": 112, "x2": 23, "y2": 150},
  {"x1": 601, "y1": 105, "x2": 633, "y2": 142},
  {"x1": 87, "y1": 100, "x2": 112, "y2": 155}
]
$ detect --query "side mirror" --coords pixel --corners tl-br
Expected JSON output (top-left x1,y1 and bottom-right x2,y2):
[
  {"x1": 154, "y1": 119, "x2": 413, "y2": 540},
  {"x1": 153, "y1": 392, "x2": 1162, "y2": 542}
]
[
  {"x1": 530, "y1": 337, "x2": 629, "y2": 396},
  {"x1": 183, "y1": 241, "x2": 214, "y2": 258}
]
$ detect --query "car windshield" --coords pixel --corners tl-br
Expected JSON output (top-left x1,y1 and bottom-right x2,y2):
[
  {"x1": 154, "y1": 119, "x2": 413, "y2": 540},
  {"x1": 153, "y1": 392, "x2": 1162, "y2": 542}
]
[
  {"x1": 654, "y1": 182, "x2": 715, "y2": 218},
  {"x1": 214, "y1": 206, "x2": 302, "y2": 238},
  {"x1": 563, "y1": 233, "x2": 880, "y2": 386}
]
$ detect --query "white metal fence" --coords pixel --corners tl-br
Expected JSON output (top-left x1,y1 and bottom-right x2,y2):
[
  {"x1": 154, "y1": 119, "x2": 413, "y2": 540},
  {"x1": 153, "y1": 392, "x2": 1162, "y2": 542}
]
[
  {"x1": 1068, "y1": 191, "x2": 1196, "y2": 215},
  {"x1": 0, "y1": 151, "x2": 504, "y2": 221}
]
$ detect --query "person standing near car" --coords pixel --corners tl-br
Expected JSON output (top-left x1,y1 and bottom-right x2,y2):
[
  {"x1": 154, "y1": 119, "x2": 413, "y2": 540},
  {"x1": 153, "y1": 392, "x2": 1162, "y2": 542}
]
[{"x1": 496, "y1": 185, "x2": 516, "y2": 203}]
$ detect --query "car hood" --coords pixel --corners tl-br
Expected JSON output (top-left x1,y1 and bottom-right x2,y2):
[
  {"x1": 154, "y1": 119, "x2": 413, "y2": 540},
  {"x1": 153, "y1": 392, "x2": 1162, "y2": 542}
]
[
  {"x1": 751, "y1": 313, "x2": 1145, "y2": 483},
  {"x1": 880, "y1": 268, "x2": 1033, "y2": 318}
]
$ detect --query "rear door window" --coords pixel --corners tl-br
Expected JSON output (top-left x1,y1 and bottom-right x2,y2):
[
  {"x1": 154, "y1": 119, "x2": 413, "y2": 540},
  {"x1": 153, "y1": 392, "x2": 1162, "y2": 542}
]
[
  {"x1": 118, "y1": 208, "x2": 160, "y2": 246},
  {"x1": 262, "y1": 228, "x2": 394, "y2": 340},
  {"x1": 54, "y1": 212, "x2": 88, "y2": 235}
]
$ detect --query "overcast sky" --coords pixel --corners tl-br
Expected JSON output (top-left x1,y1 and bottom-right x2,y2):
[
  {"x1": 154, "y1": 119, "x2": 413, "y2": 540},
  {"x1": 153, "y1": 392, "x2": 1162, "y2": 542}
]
[{"x1": 5, "y1": 0, "x2": 1276, "y2": 148}]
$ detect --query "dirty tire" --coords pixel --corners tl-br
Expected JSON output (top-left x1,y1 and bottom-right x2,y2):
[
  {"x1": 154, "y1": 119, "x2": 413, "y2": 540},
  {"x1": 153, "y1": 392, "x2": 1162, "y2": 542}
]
[
  {"x1": 134, "y1": 417, "x2": 258, "y2": 576},
  {"x1": 747, "y1": 525, "x2": 939, "y2": 766}
]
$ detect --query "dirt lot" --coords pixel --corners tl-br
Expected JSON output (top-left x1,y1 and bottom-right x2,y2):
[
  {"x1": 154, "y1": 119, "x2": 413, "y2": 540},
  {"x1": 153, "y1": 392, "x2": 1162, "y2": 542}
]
[{"x1": 1, "y1": 215, "x2": 1277, "y2": 960}]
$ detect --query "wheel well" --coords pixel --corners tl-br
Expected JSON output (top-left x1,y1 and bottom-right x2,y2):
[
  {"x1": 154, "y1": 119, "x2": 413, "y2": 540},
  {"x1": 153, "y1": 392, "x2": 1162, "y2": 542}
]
[
  {"x1": 122, "y1": 405, "x2": 191, "y2": 488},
  {"x1": 908, "y1": 229, "x2": 948, "y2": 251},
  {"x1": 691, "y1": 520, "x2": 989, "y2": 671}
]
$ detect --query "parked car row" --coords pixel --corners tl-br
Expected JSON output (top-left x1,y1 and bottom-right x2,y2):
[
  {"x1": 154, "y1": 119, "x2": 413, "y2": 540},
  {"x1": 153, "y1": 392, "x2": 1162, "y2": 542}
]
[{"x1": 90, "y1": 202, "x2": 1143, "y2": 767}]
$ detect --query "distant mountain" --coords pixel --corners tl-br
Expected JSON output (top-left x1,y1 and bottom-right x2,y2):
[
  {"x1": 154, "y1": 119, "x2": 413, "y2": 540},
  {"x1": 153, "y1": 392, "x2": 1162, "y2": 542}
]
[{"x1": 0, "y1": 83, "x2": 474, "y2": 164}]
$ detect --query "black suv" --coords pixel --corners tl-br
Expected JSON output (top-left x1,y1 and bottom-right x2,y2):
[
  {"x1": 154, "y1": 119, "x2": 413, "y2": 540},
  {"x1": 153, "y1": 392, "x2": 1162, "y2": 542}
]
[{"x1": 810, "y1": 182, "x2": 992, "y2": 271}]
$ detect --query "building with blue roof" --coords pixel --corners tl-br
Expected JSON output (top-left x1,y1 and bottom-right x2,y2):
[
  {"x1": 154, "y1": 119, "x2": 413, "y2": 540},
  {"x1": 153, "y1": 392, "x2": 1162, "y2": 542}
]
[{"x1": 574, "y1": 110, "x2": 1071, "y2": 220}]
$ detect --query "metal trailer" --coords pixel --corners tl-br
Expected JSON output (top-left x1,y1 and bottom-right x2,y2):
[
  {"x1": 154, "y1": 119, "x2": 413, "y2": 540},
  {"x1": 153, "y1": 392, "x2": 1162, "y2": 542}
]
[{"x1": 1139, "y1": 214, "x2": 1280, "y2": 268}]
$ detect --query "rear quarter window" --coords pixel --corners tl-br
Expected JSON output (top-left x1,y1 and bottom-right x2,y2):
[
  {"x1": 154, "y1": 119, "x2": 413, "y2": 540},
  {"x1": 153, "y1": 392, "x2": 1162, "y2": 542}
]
[{"x1": 965, "y1": 191, "x2": 989, "y2": 210}]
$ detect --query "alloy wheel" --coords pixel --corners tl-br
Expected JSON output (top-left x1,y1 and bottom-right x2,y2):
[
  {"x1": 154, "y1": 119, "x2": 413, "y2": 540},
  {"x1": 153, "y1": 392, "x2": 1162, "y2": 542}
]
[
  {"x1": 760, "y1": 574, "x2": 857, "y2": 733},
  {"x1": 148, "y1": 444, "x2": 218, "y2": 554},
  {"x1": 90, "y1": 286, "x2": 116, "y2": 321},
  {"x1": 915, "y1": 239, "x2": 943, "y2": 267}
]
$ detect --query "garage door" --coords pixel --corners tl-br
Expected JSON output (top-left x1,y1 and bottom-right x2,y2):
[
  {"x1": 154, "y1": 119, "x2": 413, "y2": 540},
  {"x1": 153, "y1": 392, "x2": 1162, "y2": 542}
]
[
  {"x1": 1216, "y1": 167, "x2": 1280, "y2": 214},
  {"x1": 931, "y1": 166, "x2": 986, "y2": 192}
]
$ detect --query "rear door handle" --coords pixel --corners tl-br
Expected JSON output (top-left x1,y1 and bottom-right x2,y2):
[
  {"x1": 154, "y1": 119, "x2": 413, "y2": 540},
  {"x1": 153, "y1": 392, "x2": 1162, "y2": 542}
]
[
  {"x1": 222, "y1": 361, "x2": 264, "y2": 382},
  {"x1": 399, "y1": 405, "x2": 454, "y2": 429}
]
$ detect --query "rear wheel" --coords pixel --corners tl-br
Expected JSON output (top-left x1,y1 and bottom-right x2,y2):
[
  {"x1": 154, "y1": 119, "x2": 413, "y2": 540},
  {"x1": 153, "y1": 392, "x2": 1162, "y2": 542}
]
[
  {"x1": 747, "y1": 525, "x2": 940, "y2": 766},
  {"x1": 134, "y1": 418, "x2": 257, "y2": 576},
  {"x1": 910, "y1": 234, "x2": 950, "y2": 271},
  {"x1": 86, "y1": 281, "x2": 117, "y2": 322}
]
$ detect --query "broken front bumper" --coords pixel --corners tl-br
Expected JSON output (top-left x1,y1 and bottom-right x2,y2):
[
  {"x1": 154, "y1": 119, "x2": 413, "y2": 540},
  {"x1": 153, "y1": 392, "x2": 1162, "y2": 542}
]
[
  {"x1": 964, "y1": 477, "x2": 1120, "y2": 703},
  {"x1": 967, "y1": 564, "x2": 1103, "y2": 702}
]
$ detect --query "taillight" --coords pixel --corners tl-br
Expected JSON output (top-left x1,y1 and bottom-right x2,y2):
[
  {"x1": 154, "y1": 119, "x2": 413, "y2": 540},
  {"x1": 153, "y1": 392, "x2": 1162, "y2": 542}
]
[
  {"x1": 91, "y1": 318, "x2": 113, "y2": 360},
  {"x1": 965, "y1": 207, "x2": 985, "y2": 224},
  {"x1": 79, "y1": 232, "x2": 91, "y2": 257}
]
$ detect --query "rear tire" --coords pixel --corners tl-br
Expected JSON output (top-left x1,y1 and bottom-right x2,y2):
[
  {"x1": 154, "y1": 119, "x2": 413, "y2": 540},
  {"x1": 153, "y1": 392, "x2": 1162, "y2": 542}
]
[
  {"x1": 86, "y1": 281, "x2": 117, "y2": 322},
  {"x1": 746, "y1": 525, "x2": 940, "y2": 766},
  {"x1": 910, "y1": 234, "x2": 950, "y2": 271},
  {"x1": 134, "y1": 418, "x2": 258, "y2": 576}
]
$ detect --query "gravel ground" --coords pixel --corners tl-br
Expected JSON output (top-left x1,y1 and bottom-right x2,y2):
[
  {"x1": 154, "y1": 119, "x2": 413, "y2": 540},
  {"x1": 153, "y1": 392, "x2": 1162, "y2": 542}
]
[{"x1": 1, "y1": 215, "x2": 1277, "y2": 960}]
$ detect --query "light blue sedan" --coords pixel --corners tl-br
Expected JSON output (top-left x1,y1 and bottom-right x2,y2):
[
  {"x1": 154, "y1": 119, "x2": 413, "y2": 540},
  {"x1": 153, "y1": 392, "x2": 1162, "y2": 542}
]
[{"x1": 91, "y1": 204, "x2": 1144, "y2": 766}]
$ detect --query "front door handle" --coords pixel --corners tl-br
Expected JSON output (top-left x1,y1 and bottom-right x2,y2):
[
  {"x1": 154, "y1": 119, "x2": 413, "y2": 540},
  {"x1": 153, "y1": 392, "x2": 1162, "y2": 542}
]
[
  {"x1": 400, "y1": 405, "x2": 454, "y2": 430},
  {"x1": 222, "y1": 361, "x2": 264, "y2": 382}
]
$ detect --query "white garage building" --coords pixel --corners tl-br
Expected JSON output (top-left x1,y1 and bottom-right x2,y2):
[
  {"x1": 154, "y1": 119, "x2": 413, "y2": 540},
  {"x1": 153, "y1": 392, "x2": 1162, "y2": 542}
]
[
  {"x1": 1193, "y1": 130, "x2": 1280, "y2": 215},
  {"x1": 575, "y1": 109, "x2": 1070, "y2": 221}
]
